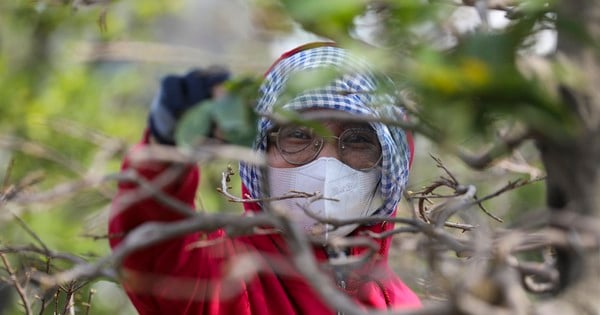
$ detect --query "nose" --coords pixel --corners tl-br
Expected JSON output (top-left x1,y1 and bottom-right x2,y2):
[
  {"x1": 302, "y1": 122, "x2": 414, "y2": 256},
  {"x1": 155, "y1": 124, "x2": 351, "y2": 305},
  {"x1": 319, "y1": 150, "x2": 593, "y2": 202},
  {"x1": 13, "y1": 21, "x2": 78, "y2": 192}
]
[{"x1": 316, "y1": 139, "x2": 340, "y2": 160}]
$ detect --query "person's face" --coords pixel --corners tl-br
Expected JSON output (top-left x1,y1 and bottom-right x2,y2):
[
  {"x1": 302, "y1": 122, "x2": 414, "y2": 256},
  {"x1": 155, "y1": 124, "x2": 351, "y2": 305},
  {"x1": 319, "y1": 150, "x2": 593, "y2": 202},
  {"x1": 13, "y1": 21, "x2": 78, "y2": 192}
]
[{"x1": 266, "y1": 111, "x2": 382, "y2": 170}]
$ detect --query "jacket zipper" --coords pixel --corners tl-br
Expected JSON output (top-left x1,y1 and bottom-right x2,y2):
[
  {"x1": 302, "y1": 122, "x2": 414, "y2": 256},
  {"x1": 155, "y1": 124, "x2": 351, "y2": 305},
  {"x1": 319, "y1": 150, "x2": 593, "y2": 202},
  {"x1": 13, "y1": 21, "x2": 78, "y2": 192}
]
[
  {"x1": 326, "y1": 247, "x2": 348, "y2": 315},
  {"x1": 375, "y1": 280, "x2": 392, "y2": 308}
]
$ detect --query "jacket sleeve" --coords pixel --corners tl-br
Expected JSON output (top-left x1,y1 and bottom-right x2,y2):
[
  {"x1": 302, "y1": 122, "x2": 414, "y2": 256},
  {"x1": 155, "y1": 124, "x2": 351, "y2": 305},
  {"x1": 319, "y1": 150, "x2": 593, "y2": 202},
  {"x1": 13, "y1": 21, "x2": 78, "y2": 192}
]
[
  {"x1": 108, "y1": 130, "x2": 244, "y2": 313},
  {"x1": 108, "y1": 130, "x2": 202, "y2": 262}
]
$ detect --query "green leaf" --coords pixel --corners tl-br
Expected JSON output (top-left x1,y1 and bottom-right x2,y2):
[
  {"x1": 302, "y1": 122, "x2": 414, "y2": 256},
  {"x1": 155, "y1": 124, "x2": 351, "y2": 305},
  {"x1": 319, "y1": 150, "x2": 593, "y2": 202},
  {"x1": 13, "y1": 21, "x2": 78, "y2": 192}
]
[
  {"x1": 211, "y1": 94, "x2": 258, "y2": 147},
  {"x1": 176, "y1": 77, "x2": 260, "y2": 148},
  {"x1": 176, "y1": 96, "x2": 258, "y2": 148},
  {"x1": 280, "y1": 0, "x2": 364, "y2": 39},
  {"x1": 270, "y1": 107, "x2": 334, "y2": 137},
  {"x1": 175, "y1": 100, "x2": 215, "y2": 148}
]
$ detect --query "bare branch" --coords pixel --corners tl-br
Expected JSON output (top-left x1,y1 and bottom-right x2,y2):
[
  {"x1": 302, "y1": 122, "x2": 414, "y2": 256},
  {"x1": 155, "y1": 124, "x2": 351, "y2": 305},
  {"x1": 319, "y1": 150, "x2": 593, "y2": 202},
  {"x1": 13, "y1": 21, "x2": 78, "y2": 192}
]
[
  {"x1": 83, "y1": 289, "x2": 95, "y2": 315},
  {"x1": 324, "y1": 236, "x2": 379, "y2": 269},
  {"x1": 0, "y1": 170, "x2": 45, "y2": 204},
  {"x1": 1, "y1": 253, "x2": 33, "y2": 315},
  {"x1": 455, "y1": 129, "x2": 533, "y2": 170},
  {"x1": 129, "y1": 143, "x2": 265, "y2": 167},
  {"x1": 34, "y1": 212, "x2": 282, "y2": 287},
  {"x1": 0, "y1": 135, "x2": 85, "y2": 174},
  {"x1": 111, "y1": 168, "x2": 198, "y2": 218},
  {"x1": 0, "y1": 245, "x2": 87, "y2": 265},
  {"x1": 1, "y1": 158, "x2": 14, "y2": 190},
  {"x1": 217, "y1": 164, "x2": 331, "y2": 204},
  {"x1": 271, "y1": 208, "x2": 369, "y2": 315},
  {"x1": 474, "y1": 176, "x2": 545, "y2": 205},
  {"x1": 12, "y1": 213, "x2": 50, "y2": 253}
]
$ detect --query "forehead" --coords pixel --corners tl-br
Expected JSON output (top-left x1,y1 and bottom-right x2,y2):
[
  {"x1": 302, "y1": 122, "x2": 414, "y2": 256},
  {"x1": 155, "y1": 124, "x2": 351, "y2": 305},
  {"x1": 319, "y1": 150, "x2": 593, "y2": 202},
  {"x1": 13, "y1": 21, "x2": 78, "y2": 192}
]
[
  {"x1": 277, "y1": 120, "x2": 373, "y2": 136},
  {"x1": 287, "y1": 108, "x2": 374, "y2": 132},
  {"x1": 319, "y1": 121, "x2": 372, "y2": 133}
]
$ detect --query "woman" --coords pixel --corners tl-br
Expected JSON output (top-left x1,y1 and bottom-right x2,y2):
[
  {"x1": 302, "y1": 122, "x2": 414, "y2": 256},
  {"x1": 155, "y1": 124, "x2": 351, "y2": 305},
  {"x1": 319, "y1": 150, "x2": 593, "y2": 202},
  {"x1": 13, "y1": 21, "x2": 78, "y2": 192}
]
[{"x1": 109, "y1": 42, "x2": 420, "y2": 314}]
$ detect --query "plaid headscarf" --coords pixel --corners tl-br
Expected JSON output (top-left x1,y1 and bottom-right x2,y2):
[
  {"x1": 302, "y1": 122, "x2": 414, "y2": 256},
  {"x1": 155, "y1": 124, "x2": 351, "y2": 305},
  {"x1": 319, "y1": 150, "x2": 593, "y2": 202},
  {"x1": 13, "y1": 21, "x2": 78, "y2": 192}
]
[{"x1": 239, "y1": 43, "x2": 411, "y2": 217}]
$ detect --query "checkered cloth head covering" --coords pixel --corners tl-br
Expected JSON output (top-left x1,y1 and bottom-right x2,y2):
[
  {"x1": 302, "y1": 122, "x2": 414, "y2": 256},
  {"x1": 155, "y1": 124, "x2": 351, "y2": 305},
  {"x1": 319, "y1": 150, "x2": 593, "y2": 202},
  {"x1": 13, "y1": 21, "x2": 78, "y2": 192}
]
[{"x1": 239, "y1": 43, "x2": 412, "y2": 217}]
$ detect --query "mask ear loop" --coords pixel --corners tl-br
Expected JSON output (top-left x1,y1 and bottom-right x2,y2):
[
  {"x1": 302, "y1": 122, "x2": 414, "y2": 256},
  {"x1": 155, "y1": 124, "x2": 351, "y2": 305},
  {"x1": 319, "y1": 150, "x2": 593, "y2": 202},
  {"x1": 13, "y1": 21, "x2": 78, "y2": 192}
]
[
  {"x1": 366, "y1": 179, "x2": 385, "y2": 229},
  {"x1": 331, "y1": 173, "x2": 384, "y2": 234}
]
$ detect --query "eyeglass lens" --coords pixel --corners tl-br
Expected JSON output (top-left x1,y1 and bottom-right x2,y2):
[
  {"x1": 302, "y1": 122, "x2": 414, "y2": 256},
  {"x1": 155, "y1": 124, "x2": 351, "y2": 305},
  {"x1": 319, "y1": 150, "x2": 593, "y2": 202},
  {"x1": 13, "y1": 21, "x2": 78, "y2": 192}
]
[{"x1": 275, "y1": 125, "x2": 382, "y2": 170}]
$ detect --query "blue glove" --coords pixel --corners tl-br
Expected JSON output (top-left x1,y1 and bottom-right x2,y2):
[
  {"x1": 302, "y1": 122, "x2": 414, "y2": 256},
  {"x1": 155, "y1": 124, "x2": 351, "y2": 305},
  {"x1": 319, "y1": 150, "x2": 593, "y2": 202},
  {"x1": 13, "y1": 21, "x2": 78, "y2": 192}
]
[{"x1": 148, "y1": 67, "x2": 230, "y2": 145}]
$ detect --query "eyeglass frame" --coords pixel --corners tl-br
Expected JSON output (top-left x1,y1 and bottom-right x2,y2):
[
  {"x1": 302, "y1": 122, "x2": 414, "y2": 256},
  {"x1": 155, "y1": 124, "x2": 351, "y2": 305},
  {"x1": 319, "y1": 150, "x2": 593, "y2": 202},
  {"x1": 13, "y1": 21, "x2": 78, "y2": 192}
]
[{"x1": 268, "y1": 125, "x2": 383, "y2": 171}]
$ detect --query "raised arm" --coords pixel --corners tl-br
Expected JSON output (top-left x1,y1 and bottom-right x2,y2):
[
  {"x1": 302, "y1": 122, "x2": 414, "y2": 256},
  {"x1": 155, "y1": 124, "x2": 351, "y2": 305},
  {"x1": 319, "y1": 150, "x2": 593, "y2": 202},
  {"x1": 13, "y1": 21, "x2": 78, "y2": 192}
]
[
  {"x1": 109, "y1": 66, "x2": 230, "y2": 250},
  {"x1": 108, "y1": 68, "x2": 237, "y2": 314}
]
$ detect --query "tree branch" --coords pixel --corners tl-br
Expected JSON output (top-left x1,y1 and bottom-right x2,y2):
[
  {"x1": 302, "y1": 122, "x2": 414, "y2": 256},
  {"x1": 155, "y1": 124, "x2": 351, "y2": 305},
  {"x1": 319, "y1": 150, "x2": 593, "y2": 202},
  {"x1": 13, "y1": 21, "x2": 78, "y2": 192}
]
[{"x1": 1, "y1": 253, "x2": 32, "y2": 315}]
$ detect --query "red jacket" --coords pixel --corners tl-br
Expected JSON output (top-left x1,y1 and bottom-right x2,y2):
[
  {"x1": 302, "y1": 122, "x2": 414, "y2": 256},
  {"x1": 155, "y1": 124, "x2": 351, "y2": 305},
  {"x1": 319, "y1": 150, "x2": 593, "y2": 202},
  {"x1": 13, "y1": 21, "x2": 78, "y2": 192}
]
[{"x1": 109, "y1": 132, "x2": 421, "y2": 314}]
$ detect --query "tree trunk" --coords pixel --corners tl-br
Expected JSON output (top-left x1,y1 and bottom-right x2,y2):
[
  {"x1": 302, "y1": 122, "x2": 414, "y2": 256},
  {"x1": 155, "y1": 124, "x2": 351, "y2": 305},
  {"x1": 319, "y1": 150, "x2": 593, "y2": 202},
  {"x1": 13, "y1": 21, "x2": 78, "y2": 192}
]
[{"x1": 536, "y1": 0, "x2": 600, "y2": 313}]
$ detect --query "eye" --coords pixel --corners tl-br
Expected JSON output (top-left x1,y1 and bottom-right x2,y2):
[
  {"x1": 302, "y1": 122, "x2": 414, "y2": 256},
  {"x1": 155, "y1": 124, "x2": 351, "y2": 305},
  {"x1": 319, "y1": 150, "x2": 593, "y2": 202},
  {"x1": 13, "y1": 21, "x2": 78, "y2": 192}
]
[
  {"x1": 340, "y1": 128, "x2": 382, "y2": 169},
  {"x1": 342, "y1": 129, "x2": 379, "y2": 148},
  {"x1": 284, "y1": 126, "x2": 314, "y2": 140},
  {"x1": 276, "y1": 126, "x2": 316, "y2": 154}
]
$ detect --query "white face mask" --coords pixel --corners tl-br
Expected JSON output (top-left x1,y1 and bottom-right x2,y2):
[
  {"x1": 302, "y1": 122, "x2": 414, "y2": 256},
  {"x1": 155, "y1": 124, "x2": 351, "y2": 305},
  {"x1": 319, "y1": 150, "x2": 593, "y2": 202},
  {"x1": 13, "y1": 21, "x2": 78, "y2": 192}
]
[{"x1": 267, "y1": 157, "x2": 384, "y2": 242}]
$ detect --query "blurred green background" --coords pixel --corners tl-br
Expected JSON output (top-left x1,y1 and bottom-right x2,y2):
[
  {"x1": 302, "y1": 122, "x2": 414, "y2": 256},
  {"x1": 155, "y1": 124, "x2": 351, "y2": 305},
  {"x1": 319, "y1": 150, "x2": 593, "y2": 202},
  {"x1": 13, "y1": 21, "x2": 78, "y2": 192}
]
[
  {"x1": 0, "y1": 1, "x2": 264, "y2": 313},
  {"x1": 0, "y1": 0, "x2": 551, "y2": 314}
]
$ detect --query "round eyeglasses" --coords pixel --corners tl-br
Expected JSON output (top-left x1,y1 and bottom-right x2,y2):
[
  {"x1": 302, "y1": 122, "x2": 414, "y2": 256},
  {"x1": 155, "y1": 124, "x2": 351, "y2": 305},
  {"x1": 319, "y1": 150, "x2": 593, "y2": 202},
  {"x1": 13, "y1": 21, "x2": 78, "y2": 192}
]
[{"x1": 270, "y1": 125, "x2": 382, "y2": 170}]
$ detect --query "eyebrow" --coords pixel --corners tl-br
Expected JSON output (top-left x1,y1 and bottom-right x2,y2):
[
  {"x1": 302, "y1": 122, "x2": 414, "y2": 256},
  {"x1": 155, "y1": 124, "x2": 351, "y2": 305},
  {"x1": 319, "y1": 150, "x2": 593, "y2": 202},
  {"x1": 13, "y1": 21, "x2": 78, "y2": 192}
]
[
  {"x1": 272, "y1": 121, "x2": 374, "y2": 131},
  {"x1": 341, "y1": 122, "x2": 373, "y2": 130}
]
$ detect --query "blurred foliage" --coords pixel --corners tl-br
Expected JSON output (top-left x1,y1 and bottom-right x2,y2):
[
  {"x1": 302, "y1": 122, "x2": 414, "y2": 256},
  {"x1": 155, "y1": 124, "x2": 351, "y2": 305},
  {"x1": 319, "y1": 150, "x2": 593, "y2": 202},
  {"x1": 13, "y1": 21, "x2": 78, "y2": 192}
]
[
  {"x1": 280, "y1": 0, "x2": 365, "y2": 40},
  {"x1": 0, "y1": 1, "x2": 184, "y2": 314},
  {"x1": 1, "y1": 0, "x2": 579, "y2": 313},
  {"x1": 252, "y1": 0, "x2": 558, "y2": 197},
  {"x1": 177, "y1": 77, "x2": 261, "y2": 148},
  {"x1": 290, "y1": 0, "x2": 571, "y2": 141},
  {"x1": 264, "y1": 0, "x2": 563, "y2": 300}
]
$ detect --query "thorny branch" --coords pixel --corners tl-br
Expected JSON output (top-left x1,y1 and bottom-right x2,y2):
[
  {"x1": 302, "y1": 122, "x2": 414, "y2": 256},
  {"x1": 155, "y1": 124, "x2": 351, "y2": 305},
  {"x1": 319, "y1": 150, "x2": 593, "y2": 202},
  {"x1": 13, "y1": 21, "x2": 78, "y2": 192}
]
[
  {"x1": 216, "y1": 163, "x2": 339, "y2": 206},
  {"x1": 1, "y1": 120, "x2": 598, "y2": 315},
  {"x1": 5, "y1": 168, "x2": 600, "y2": 315},
  {"x1": 411, "y1": 155, "x2": 544, "y2": 226}
]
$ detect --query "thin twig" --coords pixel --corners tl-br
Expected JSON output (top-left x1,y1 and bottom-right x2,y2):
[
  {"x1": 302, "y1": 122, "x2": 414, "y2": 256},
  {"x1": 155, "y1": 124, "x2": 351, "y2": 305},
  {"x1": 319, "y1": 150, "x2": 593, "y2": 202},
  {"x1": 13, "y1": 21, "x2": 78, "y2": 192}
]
[
  {"x1": 33, "y1": 212, "x2": 281, "y2": 287},
  {"x1": 431, "y1": 154, "x2": 459, "y2": 185},
  {"x1": 0, "y1": 171, "x2": 45, "y2": 204},
  {"x1": 1, "y1": 158, "x2": 14, "y2": 190},
  {"x1": 83, "y1": 289, "x2": 95, "y2": 315},
  {"x1": 0, "y1": 245, "x2": 87, "y2": 265},
  {"x1": 111, "y1": 168, "x2": 198, "y2": 218},
  {"x1": 11, "y1": 213, "x2": 50, "y2": 253},
  {"x1": 61, "y1": 283, "x2": 77, "y2": 315},
  {"x1": 0, "y1": 253, "x2": 33, "y2": 315},
  {"x1": 0, "y1": 135, "x2": 85, "y2": 174},
  {"x1": 216, "y1": 165, "x2": 327, "y2": 204},
  {"x1": 38, "y1": 256, "x2": 54, "y2": 315},
  {"x1": 474, "y1": 176, "x2": 546, "y2": 205},
  {"x1": 455, "y1": 129, "x2": 533, "y2": 170},
  {"x1": 54, "y1": 291, "x2": 59, "y2": 315}
]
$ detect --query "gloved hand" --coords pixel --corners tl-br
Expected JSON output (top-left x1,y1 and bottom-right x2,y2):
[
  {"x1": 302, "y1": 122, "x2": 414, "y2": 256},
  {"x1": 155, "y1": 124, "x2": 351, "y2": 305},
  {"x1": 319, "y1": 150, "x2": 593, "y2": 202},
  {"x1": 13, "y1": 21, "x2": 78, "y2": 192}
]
[{"x1": 148, "y1": 67, "x2": 230, "y2": 145}]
